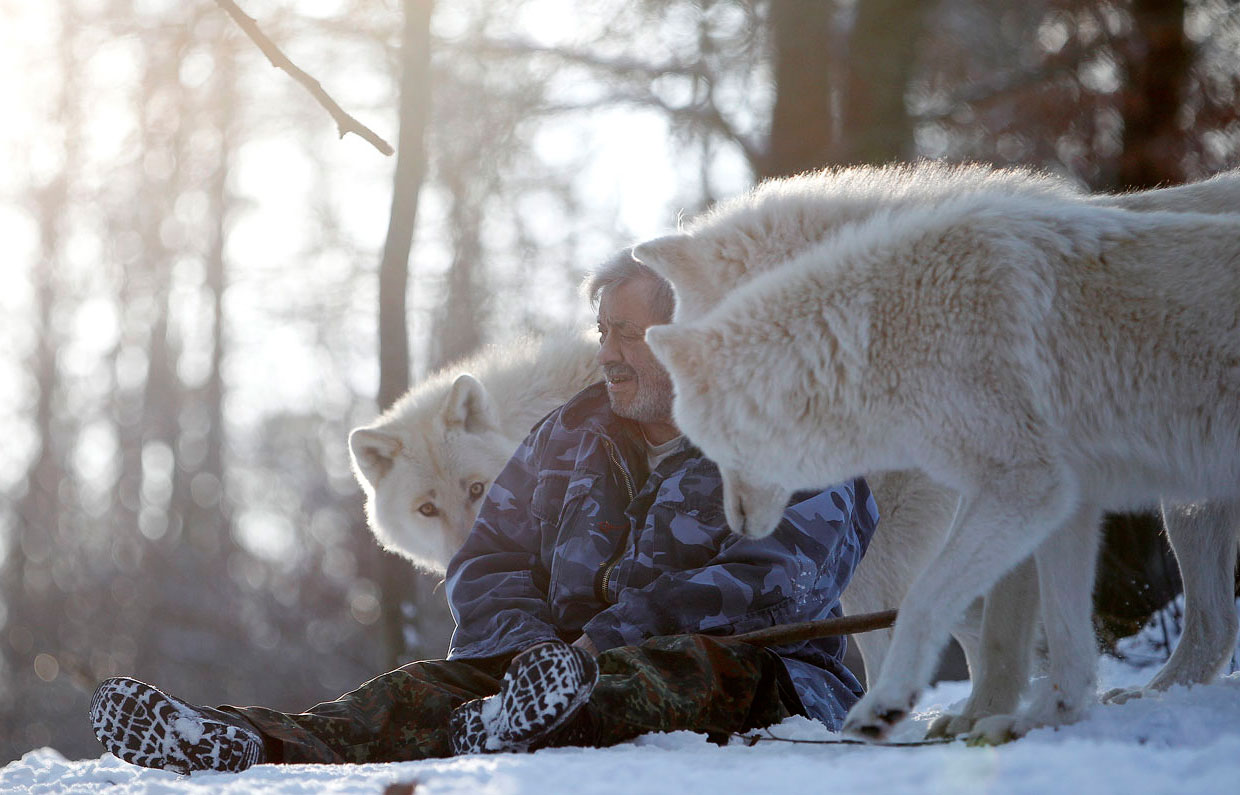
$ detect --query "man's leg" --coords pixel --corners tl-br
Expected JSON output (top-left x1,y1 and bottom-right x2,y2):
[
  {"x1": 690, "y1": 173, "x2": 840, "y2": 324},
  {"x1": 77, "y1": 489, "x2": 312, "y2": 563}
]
[
  {"x1": 556, "y1": 634, "x2": 797, "y2": 748},
  {"x1": 92, "y1": 655, "x2": 510, "y2": 771},
  {"x1": 224, "y1": 656, "x2": 510, "y2": 764}
]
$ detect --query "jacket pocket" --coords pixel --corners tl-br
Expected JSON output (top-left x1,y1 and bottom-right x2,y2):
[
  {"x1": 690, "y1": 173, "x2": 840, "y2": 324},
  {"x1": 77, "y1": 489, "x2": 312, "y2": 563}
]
[{"x1": 531, "y1": 473, "x2": 568, "y2": 524}]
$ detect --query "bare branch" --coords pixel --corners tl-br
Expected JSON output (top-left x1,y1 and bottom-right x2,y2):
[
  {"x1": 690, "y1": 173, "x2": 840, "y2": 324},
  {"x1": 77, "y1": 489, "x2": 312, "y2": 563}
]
[
  {"x1": 914, "y1": 39, "x2": 1108, "y2": 124},
  {"x1": 530, "y1": 91, "x2": 764, "y2": 169},
  {"x1": 449, "y1": 35, "x2": 765, "y2": 168},
  {"x1": 214, "y1": 0, "x2": 394, "y2": 156},
  {"x1": 730, "y1": 608, "x2": 898, "y2": 647},
  {"x1": 454, "y1": 35, "x2": 706, "y2": 82}
]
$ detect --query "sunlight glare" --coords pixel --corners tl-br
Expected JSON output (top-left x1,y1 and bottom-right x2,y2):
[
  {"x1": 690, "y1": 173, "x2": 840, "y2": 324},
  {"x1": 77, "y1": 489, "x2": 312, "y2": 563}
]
[{"x1": 512, "y1": 0, "x2": 591, "y2": 47}]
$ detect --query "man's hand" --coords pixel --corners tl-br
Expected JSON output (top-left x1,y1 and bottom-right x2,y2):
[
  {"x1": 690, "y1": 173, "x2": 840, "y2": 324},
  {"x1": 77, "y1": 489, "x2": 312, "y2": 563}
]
[{"x1": 572, "y1": 633, "x2": 599, "y2": 656}]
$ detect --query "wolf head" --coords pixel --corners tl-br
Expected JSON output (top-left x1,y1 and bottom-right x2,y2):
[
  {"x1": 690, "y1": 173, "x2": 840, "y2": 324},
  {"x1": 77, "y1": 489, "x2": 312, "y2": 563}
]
[
  {"x1": 349, "y1": 373, "x2": 519, "y2": 574},
  {"x1": 645, "y1": 247, "x2": 886, "y2": 539},
  {"x1": 644, "y1": 321, "x2": 795, "y2": 538}
]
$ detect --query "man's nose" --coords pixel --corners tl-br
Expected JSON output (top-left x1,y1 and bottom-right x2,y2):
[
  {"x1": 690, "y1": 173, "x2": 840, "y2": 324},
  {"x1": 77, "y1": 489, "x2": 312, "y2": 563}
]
[{"x1": 597, "y1": 333, "x2": 622, "y2": 366}]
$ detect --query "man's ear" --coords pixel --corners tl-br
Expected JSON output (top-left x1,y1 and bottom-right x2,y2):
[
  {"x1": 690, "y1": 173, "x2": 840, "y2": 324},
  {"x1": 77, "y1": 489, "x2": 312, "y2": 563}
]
[
  {"x1": 349, "y1": 426, "x2": 402, "y2": 490},
  {"x1": 442, "y1": 373, "x2": 500, "y2": 434}
]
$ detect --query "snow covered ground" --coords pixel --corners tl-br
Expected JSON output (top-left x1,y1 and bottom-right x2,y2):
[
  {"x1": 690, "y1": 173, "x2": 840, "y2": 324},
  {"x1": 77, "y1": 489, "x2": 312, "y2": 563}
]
[{"x1": 4, "y1": 650, "x2": 1239, "y2": 795}]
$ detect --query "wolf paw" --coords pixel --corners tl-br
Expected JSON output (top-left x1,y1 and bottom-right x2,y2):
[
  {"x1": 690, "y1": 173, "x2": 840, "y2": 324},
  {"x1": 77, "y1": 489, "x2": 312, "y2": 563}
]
[
  {"x1": 842, "y1": 692, "x2": 915, "y2": 742},
  {"x1": 925, "y1": 712, "x2": 977, "y2": 740},
  {"x1": 1100, "y1": 686, "x2": 1144, "y2": 705},
  {"x1": 964, "y1": 714, "x2": 1034, "y2": 746}
]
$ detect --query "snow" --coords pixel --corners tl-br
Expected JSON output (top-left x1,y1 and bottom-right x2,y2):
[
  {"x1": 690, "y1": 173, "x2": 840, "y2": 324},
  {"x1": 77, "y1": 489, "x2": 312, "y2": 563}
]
[{"x1": 5, "y1": 662, "x2": 1240, "y2": 795}]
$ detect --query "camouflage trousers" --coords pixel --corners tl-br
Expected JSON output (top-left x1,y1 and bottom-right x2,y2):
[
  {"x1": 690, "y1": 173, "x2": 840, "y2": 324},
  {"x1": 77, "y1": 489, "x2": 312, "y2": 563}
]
[{"x1": 219, "y1": 634, "x2": 799, "y2": 764}]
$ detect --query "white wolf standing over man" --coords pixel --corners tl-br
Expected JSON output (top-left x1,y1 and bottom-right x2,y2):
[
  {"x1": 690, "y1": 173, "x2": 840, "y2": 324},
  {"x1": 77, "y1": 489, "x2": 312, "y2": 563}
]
[
  {"x1": 642, "y1": 168, "x2": 1240, "y2": 741},
  {"x1": 635, "y1": 161, "x2": 1240, "y2": 739}
]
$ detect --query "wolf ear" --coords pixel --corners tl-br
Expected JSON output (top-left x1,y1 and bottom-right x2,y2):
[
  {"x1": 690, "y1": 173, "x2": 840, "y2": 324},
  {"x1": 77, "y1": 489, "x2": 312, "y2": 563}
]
[
  {"x1": 443, "y1": 373, "x2": 499, "y2": 434},
  {"x1": 349, "y1": 426, "x2": 402, "y2": 490},
  {"x1": 632, "y1": 234, "x2": 697, "y2": 286},
  {"x1": 645, "y1": 324, "x2": 708, "y2": 379},
  {"x1": 633, "y1": 234, "x2": 722, "y2": 319}
]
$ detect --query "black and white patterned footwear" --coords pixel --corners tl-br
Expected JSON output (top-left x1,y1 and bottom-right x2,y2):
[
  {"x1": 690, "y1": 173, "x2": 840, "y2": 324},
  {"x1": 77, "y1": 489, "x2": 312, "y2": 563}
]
[
  {"x1": 89, "y1": 677, "x2": 265, "y2": 774},
  {"x1": 447, "y1": 698, "x2": 489, "y2": 755},
  {"x1": 449, "y1": 642, "x2": 598, "y2": 755}
]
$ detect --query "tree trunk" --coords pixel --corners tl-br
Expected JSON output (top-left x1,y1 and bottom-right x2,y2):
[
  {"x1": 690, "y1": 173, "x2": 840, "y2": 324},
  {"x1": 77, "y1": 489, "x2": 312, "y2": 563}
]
[
  {"x1": 764, "y1": 0, "x2": 928, "y2": 178},
  {"x1": 374, "y1": 0, "x2": 434, "y2": 668},
  {"x1": 0, "y1": 0, "x2": 79, "y2": 764},
  {"x1": 1115, "y1": 0, "x2": 1190, "y2": 189},
  {"x1": 763, "y1": 0, "x2": 835, "y2": 179},
  {"x1": 1092, "y1": 0, "x2": 1193, "y2": 648},
  {"x1": 840, "y1": 0, "x2": 928, "y2": 166}
]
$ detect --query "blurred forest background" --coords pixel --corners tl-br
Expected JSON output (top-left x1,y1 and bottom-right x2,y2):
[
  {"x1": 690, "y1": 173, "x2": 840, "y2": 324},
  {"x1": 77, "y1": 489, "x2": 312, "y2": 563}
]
[{"x1": 2, "y1": 0, "x2": 1239, "y2": 764}]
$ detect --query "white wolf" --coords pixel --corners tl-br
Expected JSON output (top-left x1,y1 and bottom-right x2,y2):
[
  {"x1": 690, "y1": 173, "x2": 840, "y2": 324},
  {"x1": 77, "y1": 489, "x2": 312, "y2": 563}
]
[
  {"x1": 636, "y1": 161, "x2": 1240, "y2": 737},
  {"x1": 349, "y1": 331, "x2": 601, "y2": 574},
  {"x1": 643, "y1": 180, "x2": 1240, "y2": 741},
  {"x1": 638, "y1": 161, "x2": 1070, "y2": 714}
]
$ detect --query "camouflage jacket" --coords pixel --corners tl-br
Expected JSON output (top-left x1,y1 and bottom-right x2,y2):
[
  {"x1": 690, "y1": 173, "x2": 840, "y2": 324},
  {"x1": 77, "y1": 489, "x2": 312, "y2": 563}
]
[{"x1": 444, "y1": 383, "x2": 879, "y2": 728}]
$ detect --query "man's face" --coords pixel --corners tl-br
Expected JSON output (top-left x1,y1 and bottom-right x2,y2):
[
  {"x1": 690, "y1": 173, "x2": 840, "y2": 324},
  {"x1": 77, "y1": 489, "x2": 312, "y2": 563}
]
[{"x1": 596, "y1": 276, "x2": 675, "y2": 425}]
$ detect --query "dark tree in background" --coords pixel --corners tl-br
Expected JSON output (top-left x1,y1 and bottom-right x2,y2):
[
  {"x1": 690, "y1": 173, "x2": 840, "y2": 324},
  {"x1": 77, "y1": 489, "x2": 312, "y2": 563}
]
[
  {"x1": 839, "y1": 0, "x2": 929, "y2": 166},
  {"x1": 373, "y1": 0, "x2": 437, "y2": 671},
  {"x1": 1115, "y1": 0, "x2": 1191, "y2": 190},
  {"x1": 763, "y1": 0, "x2": 835, "y2": 178},
  {"x1": 1093, "y1": 0, "x2": 1194, "y2": 647}
]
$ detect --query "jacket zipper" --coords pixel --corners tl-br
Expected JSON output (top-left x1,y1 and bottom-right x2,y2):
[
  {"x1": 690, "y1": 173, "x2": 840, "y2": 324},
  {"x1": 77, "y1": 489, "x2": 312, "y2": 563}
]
[{"x1": 596, "y1": 438, "x2": 635, "y2": 604}]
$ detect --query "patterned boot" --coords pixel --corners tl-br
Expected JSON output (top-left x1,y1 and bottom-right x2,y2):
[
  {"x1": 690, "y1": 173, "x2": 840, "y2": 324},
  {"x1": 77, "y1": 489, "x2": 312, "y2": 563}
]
[
  {"x1": 90, "y1": 677, "x2": 265, "y2": 774},
  {"x1": 450, "y1": 641, "x2": 598, "y2": 754}
]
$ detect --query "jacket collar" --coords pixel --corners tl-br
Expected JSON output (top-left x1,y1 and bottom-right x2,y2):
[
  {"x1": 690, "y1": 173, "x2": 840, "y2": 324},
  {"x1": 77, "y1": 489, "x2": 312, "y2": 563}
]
[
  {"x1": 559, "y1": 382, "x2": 631, "y2": 436},
  {"x1": 558, "y1": 382, "x2": 649, "y2": 475}
]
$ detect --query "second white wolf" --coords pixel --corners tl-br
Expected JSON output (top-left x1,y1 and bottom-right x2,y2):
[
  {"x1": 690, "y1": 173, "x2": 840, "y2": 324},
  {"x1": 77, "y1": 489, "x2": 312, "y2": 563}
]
[{"x1": 349, "y1": 331, "x2": 602, "y2": 574}]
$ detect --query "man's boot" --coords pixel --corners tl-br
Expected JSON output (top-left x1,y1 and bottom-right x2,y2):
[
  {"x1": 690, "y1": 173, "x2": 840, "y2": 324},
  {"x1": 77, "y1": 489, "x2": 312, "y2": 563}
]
[
  {"x1": 90, "y1": 677, "x2": 266, "y2": 774},
  {"x1": 450, "y1": 641, "x2": 598, "y2": 754}
]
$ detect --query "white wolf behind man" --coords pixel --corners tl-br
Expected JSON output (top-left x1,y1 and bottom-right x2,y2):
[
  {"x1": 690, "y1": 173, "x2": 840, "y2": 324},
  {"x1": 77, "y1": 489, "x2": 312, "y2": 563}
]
[
  {"x1": 634, "y1": 161, "x2": 1240, "y2": 738},
  {"x1": 349, "y1": 331, "x2": 602, "y2": 573},
  {"x1": 639, "y1": 163, "x2": 1240, "y2": 739}
]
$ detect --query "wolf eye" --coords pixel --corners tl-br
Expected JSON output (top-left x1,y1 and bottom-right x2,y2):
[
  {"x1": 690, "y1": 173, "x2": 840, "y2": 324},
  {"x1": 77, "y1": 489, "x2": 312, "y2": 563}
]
[
  {"x1": 468, "y1": 481, "x2": 486, "y2": 501},
  {"x1": 417, "y1": 502, "x2": 439, "y2": 517}
]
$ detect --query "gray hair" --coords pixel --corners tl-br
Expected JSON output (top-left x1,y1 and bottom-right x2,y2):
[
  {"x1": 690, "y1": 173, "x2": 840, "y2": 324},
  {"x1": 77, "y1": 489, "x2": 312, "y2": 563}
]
[{"x1": 585, "y1": 249, "x2": 676, "y2": 323}]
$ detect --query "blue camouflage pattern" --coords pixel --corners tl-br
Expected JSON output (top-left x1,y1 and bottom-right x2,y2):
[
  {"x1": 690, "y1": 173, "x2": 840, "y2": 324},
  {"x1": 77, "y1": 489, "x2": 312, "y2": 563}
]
[{"x1": 445, "y1": 382, "x2": 879, "y2": 728}]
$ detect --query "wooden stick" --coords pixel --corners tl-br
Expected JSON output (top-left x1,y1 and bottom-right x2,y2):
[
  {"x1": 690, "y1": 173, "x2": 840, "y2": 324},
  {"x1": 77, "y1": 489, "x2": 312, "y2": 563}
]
[
  {"x1": 215, "y1": 0, "x2": 395, "y2": 156},
  {"x1": 730, "y1": 609, "x2": 898, "y2": 647}
]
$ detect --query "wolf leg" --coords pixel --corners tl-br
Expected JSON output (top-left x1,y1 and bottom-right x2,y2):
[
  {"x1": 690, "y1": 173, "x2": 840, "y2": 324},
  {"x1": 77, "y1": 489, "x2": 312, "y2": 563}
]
[
  {"x1": 843, "y1": 479, "x2": 1073, "y2": 742},
  {"x1": 927, "y1": 556, "x2": 1039, "y2": 738},
  {"x1": 845, "y1": 470, "x2": 960, "y2": 686},
  {"x1": 970, "y1": 503, "x2": 1101, "y2": 743},
  {"x1": 1138, "y1": 500, "x2": 1239, "y2": 692}
]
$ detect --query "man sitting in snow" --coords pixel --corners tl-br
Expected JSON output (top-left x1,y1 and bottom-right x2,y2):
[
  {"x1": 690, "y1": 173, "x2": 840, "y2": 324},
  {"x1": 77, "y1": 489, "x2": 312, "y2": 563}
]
[{"x1": 89, "y1": 252, "x2": 877, "y2": 773}]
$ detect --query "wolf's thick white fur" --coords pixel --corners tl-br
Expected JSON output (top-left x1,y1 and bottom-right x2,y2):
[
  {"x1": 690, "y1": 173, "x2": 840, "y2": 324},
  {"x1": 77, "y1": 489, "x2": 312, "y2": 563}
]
[
  {"x1": 636, "y1": 162, "x2": 1065, "y2": 719},
  {"x1": 644, "y1": 161, "x2": 1079, "y2": 323},
  {"x1": 645, "y1": 179, "x2": 1240, "y2": 740},
  {"x1": 636, "y1": 161, "x2": 1240, "y2": 737},
  {"x1": 349, "y1": 330, "x2": 601, "y2": 574}
]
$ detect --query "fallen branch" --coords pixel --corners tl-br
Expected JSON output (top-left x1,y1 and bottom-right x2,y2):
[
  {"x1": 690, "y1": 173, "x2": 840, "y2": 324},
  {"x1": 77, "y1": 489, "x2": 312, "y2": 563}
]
[
  {"x1": 734, "y1": 729, "x2": 954, "y2": 748},
  {"x1": 214, "y1": 0, "x2": 394, "y2": 156},
  {"x1": 730, "y1": 608, "x2": 897, "y2": 647}
]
